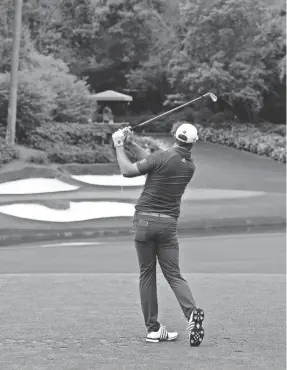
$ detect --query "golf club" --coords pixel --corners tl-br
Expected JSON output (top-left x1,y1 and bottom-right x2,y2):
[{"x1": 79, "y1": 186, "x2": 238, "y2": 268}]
[{"x1": 131, "y1": 92, "x2": 217, "y2": 131}]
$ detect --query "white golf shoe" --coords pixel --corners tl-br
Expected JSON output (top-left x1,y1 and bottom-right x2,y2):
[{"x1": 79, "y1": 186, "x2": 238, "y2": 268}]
[{"x1": 146, "y1": 326, "x2": 178, "y2": 343}]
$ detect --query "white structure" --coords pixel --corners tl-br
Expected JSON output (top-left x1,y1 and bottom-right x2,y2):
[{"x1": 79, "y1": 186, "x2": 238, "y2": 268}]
[{"x1": 91, "y1": 90, "x2": 133, "y2": 102}]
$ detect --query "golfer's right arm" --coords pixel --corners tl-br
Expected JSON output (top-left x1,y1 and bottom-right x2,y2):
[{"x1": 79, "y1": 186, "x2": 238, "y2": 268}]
[{"x1": 129, "y1": 141, "x2": 150, "y2": 160}]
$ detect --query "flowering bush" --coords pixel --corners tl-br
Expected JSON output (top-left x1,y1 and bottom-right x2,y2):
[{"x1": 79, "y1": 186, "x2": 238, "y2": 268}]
[
  {"x1": 27, "y1": 122, "x2": 111, "y2": 151},
  {"x1": 0, "y1": 138, "x2": 20, "y2": 167},
  {"x1": 171, "y1": 122, "x2": 286, "y2": 163},
  {"x1": 46, "y1": 144, "x2": 115, "y2": 164}
]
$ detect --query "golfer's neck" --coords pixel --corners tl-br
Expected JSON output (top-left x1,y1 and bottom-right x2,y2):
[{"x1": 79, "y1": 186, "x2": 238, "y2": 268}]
[{"x1": 173, "y1": 143, "x2": 191, "y2": 151}]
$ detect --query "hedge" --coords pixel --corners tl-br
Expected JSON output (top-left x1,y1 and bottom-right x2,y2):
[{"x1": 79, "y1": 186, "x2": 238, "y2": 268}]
[
  {"x1": 171, "y1": 121, "x2": 286, "y2": 163},
  {"x1": 25, "y1": 122, "x2": 161, "y2": 164},
  {"x1": 46, "y1": 144, "x2": 115, "y2": 164},
  {"x1": 0, "y1": 138, "x2": 20, "y2": 167},
  {"x1": 36, "y1": 135, "x2": 161, "y2": 165},
  {"x1": 27, "y1": 122, "x2": 112, "y2": 151}
]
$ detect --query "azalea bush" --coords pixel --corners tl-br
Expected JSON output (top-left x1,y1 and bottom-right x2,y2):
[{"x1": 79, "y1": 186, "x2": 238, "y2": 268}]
[
  {"x1": 27, "y1": 122, "x2": 111, "y2": 151},
  {"x1": 171, "y1": 122, "x2": 286, "y2": 163},
  {"x1": 27, "y1": 153, "x2": 49, "y2": 165},
  {"x1": 0, "y1": 138, "x2": 20, "y2": 167},
  {"x1": 28, "y1": 53, "x2": 94, "y2": 124},
  {"x1": 46, "y1": 144, "x2": 115, "y2": 164},
  {"x1": 0, "y1": 70, "x2": 56, "y2": 143},
  {"x1": 0, "y1": 52, "x2": 94, "y2": 145},
  {"x1": 27, "y1": 121, "x2": 161, "y2": 164}
]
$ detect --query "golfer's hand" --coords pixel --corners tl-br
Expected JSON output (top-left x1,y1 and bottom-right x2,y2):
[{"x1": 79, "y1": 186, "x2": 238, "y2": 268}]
[
  {"x1": 112, "y1": 129, "x2": 125, "y2": 147},
  {"x1": 123, "y1": 127, "x2": 135, "y2": 144}
]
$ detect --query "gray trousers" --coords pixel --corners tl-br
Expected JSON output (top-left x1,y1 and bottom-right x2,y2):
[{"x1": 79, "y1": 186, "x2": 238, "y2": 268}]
[{"x1": 133, "y1": 213, "x2": 196, "y2": 333}]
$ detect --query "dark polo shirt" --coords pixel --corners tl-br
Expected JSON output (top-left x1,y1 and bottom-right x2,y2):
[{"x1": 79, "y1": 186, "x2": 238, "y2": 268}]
[{"x1": 135, "y1": 147, "x2": 196, "y2": 219}]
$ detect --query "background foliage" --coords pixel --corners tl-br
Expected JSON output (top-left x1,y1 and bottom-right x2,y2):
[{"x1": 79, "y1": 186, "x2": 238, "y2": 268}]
[
  {"x1": 1, "y1": 0, "x2": 284, "y2": 123},
  {"x1": 0, "y1": 0, "x2": 285, "y2": 166}
]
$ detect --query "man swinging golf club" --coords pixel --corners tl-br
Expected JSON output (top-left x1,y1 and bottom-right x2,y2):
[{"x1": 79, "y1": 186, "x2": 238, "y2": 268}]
[{"x1": 112, "y1": 123, "x2": 205, "y2": 346}]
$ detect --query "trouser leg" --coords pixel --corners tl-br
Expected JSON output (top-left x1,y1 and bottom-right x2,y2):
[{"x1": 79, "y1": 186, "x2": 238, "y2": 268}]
[
  {"x1": 135, "y1": 240, "x2": 160, "y2": 332},
  {"x1": 157, "y1": 225, "x2": 196, "y2": 320}
]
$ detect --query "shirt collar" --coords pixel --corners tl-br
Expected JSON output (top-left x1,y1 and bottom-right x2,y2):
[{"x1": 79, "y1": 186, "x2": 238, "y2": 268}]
[{"x1": 172, "y1": 146, "x2": 192, "y2": 160}]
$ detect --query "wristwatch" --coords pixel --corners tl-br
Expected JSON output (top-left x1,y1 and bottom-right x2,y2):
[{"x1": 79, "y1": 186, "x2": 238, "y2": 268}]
[{"x1": 114, "y1": 138, "x2": 124, "y2": 147}]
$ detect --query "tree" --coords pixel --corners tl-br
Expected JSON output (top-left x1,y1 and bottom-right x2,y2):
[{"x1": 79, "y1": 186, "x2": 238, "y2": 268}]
[
  {"x1": 125, "y1": 0, "x2": 180, "y2": 110},
  {"x1": 79, "y1": 0, "x2": 157, "y2": 91},
  {"x1": 29, "y1": 52, "x2": 94, "y2": 123},
  {"x1": 21, "y1": 0, "x2": 158, "y2": 90},
  {"x1": 0, "y1": 0, "x2": 34, "y2": 73},
  {"x1": 167, "y1": 0, "x2": 286, "y2": 123}
]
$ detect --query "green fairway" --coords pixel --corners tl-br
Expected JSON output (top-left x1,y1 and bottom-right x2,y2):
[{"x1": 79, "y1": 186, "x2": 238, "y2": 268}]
[{"x1": 0, "y1": 273, "x2": 285, "y2": 370}]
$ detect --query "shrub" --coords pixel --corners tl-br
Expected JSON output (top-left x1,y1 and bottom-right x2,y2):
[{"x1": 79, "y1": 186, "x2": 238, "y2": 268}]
[
  {"x1": 0, "y1": 138, "x2": 20, "y2": 166},
  {"x1": 27, "y1": 153, "x2": 49, "y2": 165},
  {"x1": 195, "y1": 122, "x2": 286, "y2": 163},
  {"x1": 0, "y1": 124, "x2": 5, "y2": 138},
  {"x1": 0, "y1": 53, "x2": 95, "y2": 144},
  {"x1": 26, "y1": 122, "x2": 161, "y2": 164},
  {"x1": 28, "y1": 52, "x2": 94, "y2": 124},
  {"x1": 46, "y1": 144, "x2": 115, "y2": 164},
  {"x1": 170, "y1": 121, "x2": 286, "y2": 162},
  {"x1": 27, "y1": 122, "x2": 111, "y2": 151},
  {"x1": 266, "y1": 124, "x2": 286, "y2": 137},
  {"x1": 0, "y1": 70, "x2": 57, "y2": 143}
]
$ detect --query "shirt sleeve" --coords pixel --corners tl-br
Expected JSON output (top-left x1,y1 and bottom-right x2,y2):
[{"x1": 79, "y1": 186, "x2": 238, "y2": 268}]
[{"x1": 136, "y1": 150, "x2": 164, "y2": 175}]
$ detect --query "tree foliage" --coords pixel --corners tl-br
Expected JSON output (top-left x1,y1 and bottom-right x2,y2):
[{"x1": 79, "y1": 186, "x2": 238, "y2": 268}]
[
  {"x1": 0, "y1": 52, "x2": 94, "y2": 143},
  {"x1": 166, "y1": 0, "x2": 286, "y2": 122},
  {"x1": 0, "y1": 0, "x2": 34, "y2": 73},
  {"x1": 0, "y1": 69, "x2": 57, "y2": 143},
  {"x1": 1, "y1": 0, "x2": 286, "y2": 131},
  {"x1": 28, "y1": 52, "x2": 94, "y2": 123}
]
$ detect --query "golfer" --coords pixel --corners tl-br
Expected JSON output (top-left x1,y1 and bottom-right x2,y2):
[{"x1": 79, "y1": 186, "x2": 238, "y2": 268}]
[{"x1": 112, "y1": 123, "x2": 205, "y2": 346}]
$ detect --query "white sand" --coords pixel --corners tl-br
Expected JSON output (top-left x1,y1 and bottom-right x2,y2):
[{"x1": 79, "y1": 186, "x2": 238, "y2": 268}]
[
  {"x1": 71, "y1": 175, "x2": 146, "y2": 186},
  {"x1": 0, "y1": 202, "x2": 135, "y2": 222},
  {"x1": 0, "y1": 178, "x2": 78, "y2": 195}
]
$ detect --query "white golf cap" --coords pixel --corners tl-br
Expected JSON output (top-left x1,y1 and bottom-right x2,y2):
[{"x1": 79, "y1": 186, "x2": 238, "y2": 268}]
[{"x1": 175, "y1": 123, "x2": 198, "y2": 144}]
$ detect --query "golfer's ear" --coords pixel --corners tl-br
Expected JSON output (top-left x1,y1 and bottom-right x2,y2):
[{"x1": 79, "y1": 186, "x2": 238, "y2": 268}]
[{"x1": 122, "y1": 163, "x2": 141, "y2": 178}]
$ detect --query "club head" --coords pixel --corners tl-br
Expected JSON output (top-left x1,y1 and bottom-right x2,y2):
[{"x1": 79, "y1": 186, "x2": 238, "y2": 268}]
[{"x1": 209, "y1": 93, "x2": 218, "y2": 102}]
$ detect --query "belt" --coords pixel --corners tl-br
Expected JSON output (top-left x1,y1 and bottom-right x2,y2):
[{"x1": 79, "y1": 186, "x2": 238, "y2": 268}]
[{"x1": 136, "y1": 212, "x2": 175, "y2": 219}]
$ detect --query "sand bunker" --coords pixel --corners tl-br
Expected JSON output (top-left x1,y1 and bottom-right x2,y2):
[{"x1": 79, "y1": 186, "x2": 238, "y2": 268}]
[
  {"x1": 0, "y1": 201, "x2": 135, "y2": 222},
  {"x1": 0, "y1": 178, "x2": 78, "y2": 195},
  {"x1": 71, "y1": 175, "x2": 146, "y2": 186}
]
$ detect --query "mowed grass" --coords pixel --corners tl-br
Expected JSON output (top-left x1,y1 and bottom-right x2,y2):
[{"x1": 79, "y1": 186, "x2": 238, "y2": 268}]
[{"x1": 0, "y1": 273, "x2": 285, "y2": 370}]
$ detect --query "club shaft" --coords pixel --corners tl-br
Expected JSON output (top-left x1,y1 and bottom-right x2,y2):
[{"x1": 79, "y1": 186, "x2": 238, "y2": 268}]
[{"x1": 132, "y1": 93, "x2": 210, "y2": 130}]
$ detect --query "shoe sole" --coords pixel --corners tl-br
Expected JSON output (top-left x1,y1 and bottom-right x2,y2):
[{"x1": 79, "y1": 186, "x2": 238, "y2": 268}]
[
  {"x1": 146, "y1": 334, "x2": 179, "y2": 343},
  {"x1": 188, "y1": 308, "x2": 205, "y2": 347}
]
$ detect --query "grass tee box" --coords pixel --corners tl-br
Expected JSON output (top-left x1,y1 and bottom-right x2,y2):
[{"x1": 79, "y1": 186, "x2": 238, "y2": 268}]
[{"x1": 0, "y1": 273, "x2": 285, "y2": 370}]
